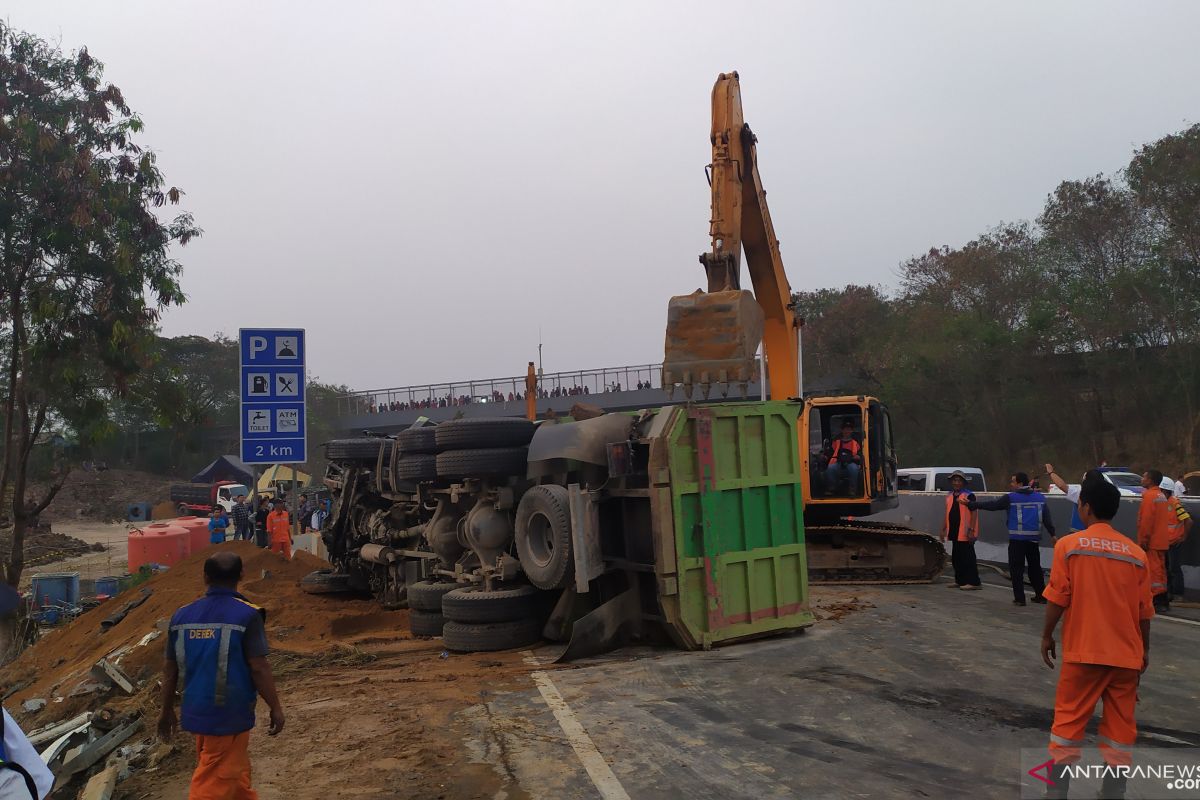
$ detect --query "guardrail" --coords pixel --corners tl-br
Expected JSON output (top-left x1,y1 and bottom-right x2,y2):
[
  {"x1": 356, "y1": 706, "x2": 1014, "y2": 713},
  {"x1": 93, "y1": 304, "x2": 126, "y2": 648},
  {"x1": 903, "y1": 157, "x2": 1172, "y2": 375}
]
[{"x1": 339, "y1": 363, "x2": 665, "y2": 417}]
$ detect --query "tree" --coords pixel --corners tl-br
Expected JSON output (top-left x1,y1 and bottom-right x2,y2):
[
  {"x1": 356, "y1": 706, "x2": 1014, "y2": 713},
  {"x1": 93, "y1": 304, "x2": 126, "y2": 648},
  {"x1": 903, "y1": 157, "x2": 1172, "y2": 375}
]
[{"x1": 0, "y1": 25, "x2": 199, "y2": 585}]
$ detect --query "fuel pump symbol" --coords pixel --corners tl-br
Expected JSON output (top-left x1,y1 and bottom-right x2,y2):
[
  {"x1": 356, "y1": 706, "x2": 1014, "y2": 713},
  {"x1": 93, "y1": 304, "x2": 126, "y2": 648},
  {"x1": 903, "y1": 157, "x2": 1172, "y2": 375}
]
[{"x1": 252, "y1": 375, "x2": 268, "y2": 394}]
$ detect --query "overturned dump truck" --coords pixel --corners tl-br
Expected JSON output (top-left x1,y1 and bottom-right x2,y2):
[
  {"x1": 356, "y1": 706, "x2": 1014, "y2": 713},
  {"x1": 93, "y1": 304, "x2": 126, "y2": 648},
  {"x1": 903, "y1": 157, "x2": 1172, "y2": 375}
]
[{"x1": 312, "y1": 403, "x2": 816, "y2": 657}]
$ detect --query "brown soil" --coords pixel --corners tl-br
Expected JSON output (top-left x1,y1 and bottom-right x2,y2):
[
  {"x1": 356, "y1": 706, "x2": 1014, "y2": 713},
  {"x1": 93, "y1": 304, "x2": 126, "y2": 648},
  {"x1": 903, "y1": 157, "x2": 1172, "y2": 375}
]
[
  {"x1": 33, "y1": 468, "x2": 175, "y2": 523},
  {"x1": 0, "y1": 541, "x2": 538, "y2": 799},
  {"x1": 811, "y1": 588, "x2": 876, "y2": 622},
  {"x1": 0, "y1": 525, "x2": 104, "y2": 572}
]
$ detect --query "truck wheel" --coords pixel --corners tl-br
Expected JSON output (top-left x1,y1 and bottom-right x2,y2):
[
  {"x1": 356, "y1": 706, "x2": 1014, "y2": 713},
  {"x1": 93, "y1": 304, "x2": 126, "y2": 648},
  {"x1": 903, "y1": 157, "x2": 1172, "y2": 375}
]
[
  {"x1": 441, "y1": 584, "x2": 538, "y2": 623},
  {"x1": 434, "y1": 418, "x2": 536, "y2": 451},
  {"x1": 442, "y1": 618, "x2": 542, "y2": 652},
  {"x1": 398, "y1": 426, "x2": 438, "y2": 455},
  {"x1": 397, "y1": 454, "x2": 438, "y2": 481},
  {"x1": 408, "y1": 609, "x2": 446, "y2": 637},
  {"x1": 300, "y1": 569, "x2": 353, "y2": 595},
  {"x1": 515, "y1": 485, "x2": 574, "y2": 590},
  {"x1": 326, "y1": 438, "x2": 390, "y2": 463},
  {"x1": 435, "y1": 448, "x2": 528, "y2": 480},
  {"x1": 407, "y1": 580, "x2": 459, "y2": 612},
  {"x1": 177, "y1": 503, "x2": 190, "y2": 518}
]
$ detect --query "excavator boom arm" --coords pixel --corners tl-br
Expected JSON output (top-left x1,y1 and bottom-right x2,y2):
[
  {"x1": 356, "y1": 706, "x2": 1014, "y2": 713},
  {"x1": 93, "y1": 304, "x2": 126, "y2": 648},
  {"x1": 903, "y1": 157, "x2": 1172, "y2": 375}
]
[{"x1": 665, "y1": 71, "x2": 798, "y2": 400}]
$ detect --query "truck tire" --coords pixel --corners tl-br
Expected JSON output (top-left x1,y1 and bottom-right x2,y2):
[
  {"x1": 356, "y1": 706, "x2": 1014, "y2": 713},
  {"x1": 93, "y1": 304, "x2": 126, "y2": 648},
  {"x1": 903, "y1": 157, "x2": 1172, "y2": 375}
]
[
  {"x1": 515, "y1": 485, "x2": 574, "y2": 590},
  {"x1": 441, "y1": 584, "x2": 538, "y2": 624},
  {"x1": 398, "y1": 426, "x2": 438, "y2": 454},
  {"x1": 408, "y1": 609, "x2": 446, "y2": 638},
  {"x1": 434, "y1": 418, "x2": 536, "y2": 451},
  {"x1": 397, "y1": 454, "x2": 438, "y2": 481},
  {"x1": 407, "y1": 580, "x2": 460, "y2": 612},
  {"x1": 442, "y1": 618, "x2": 543, "y2": 652},
  {"x1": 435, "y1": 448, "x2": 528, "y2": 480},
  {"x1": 177, "y1": 503, "x2": 191, "y2": 518},
  {"x1": 326, "y1": 438, "x2": 390, "y2": 463},
  {"x1": 300, "y1": 569, "x2": 353, "y2": 595}
]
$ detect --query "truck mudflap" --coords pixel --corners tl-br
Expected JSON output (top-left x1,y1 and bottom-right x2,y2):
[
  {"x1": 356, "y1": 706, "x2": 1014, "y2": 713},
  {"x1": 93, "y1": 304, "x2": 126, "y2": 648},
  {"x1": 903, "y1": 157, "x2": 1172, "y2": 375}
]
[{"x1": 805, "y1": 520, "x2": 947, "y2": 584}]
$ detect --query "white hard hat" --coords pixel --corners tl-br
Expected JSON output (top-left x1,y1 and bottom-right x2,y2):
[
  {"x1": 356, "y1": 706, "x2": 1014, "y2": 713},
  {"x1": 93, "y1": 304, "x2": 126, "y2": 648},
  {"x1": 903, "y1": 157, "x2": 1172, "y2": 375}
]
[{"x1": 1160, "y1": 476, "x2": 1175, "y2": 491}]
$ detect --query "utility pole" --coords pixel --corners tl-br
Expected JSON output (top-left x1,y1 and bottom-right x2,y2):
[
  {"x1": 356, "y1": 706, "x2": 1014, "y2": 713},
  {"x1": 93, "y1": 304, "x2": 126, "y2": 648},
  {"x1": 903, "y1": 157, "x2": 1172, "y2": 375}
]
[{"x1": 538, "y1": 329, "x2": 543, "y2": 378}]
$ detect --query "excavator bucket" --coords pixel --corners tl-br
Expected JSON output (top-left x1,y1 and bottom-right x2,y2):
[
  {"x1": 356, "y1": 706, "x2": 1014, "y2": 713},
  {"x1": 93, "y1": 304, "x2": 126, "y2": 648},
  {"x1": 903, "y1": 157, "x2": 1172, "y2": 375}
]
[{"x1": 662, "y1": 289, "x2": 764, "y2": 399}]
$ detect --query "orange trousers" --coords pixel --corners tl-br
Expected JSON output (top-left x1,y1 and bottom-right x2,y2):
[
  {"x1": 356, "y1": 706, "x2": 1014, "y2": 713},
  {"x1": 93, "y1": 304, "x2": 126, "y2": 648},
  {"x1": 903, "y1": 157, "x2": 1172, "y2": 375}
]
[
  {"x1": 1049, "y1": 662, "x2": 1138, "y2": 766},
  {"x1": 1149, "y1": 548, "x2": 1168, "y2": 598},
  {"x1": 190, "y1": 731, "x2": 258, "y2": 800},
  {"x1": 269, "y1": 538, "x2": 292, "y2": 559}
]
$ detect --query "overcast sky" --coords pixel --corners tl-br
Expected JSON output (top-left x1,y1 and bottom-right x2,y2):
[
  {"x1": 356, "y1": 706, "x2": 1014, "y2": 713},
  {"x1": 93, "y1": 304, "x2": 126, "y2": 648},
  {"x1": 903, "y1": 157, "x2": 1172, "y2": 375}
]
[{"x1": 9, "y1": 1, "x2": 1200, "y2": 391}]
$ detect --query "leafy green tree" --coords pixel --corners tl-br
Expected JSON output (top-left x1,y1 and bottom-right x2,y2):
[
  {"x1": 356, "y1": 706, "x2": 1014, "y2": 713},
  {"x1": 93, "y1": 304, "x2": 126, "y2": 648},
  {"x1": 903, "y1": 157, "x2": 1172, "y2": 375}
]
[{"x1": 0, "y1": 25, "x2": 199, "y2": 585}]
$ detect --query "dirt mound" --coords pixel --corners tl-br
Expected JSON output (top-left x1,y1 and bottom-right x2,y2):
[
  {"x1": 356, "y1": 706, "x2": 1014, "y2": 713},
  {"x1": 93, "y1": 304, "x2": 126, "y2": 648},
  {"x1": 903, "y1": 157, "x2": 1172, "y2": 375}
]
[
  {"x1": 35, "y1": 468, "x2": 175, "y2": 523},
  {"x1": 0, "y1": 541, "x2": 413, "y2": 729},
  {"x1": 0, "y1": 526, "x2": 103, "y2": 570}
]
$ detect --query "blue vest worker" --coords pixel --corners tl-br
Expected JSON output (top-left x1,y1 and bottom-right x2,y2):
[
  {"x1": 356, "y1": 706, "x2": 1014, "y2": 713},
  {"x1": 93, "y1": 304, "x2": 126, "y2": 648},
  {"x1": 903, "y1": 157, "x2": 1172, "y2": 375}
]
[
  {"x1": 970, "y1": 473, "x2": 1057, "y2": 606},
  {"x1": 160, "y1": 552, "x2": 284, "y2": 799}
]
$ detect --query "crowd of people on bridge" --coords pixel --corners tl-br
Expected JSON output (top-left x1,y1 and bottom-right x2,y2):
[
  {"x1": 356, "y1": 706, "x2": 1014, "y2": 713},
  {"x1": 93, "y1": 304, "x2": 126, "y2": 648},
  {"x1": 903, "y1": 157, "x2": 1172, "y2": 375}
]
[{"x1": 354, "y1": 378, "x2": 659, "y2": 414}]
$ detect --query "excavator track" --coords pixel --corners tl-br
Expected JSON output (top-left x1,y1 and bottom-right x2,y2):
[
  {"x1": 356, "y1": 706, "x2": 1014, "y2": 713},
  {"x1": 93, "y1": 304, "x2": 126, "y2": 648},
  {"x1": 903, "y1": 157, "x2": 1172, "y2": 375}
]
[{"x1": 805, "y1": 520, "x2": 947, "y2": 585}]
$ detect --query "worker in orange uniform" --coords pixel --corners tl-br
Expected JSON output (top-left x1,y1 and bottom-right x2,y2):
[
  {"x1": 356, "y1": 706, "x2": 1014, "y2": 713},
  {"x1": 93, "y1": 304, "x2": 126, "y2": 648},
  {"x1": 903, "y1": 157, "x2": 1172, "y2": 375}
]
[
  {"x1": 1162, "y1": 476, "x2": 1192, "y2": 602},
  {"x1": 266, "y1": 499, "x2": 292, "y2": 559},
  {"x1": 942, "y1": 471, "x2": 981, "y2": 589},
  {"x1": 1040, "y1": 476, "x2": 1152, "y2": 800},
  {"x1": 159, "y1": 552, "x2": 284, "y2": 800},
  {"x1": 1137, "y1": 469, "x2": 1171, "y2": 612}
]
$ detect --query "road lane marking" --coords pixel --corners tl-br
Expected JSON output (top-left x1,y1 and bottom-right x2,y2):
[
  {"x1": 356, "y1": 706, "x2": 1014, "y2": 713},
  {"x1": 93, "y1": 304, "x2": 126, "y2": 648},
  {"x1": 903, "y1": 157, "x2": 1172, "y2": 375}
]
[{"x1": 522, "y1": 651, "x2": 630, "y2": 800}]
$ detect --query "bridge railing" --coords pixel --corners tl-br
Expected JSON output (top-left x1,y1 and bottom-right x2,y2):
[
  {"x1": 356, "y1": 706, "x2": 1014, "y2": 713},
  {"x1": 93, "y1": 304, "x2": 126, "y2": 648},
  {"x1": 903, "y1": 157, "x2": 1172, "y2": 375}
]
[{"x1": 339, "y1": 363, "x2": 665, "y2": 417}]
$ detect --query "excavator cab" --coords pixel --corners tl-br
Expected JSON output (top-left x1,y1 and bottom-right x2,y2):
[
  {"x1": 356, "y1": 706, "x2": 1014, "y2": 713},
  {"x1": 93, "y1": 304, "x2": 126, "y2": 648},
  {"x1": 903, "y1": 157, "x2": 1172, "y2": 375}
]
[{"x1": 801, "y1": 396, "x2": 898, "y2": 523}]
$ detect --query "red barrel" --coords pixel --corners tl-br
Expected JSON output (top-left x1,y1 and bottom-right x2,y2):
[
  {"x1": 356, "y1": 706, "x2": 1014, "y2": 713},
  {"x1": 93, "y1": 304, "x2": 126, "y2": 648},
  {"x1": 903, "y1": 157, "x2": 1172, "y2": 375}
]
[
  {"x1": 178, "y1": 517, "x2": 215, "y2": 554},
  {"x1": 128, "y1": 526, "x2": 189, "y2": 572}
]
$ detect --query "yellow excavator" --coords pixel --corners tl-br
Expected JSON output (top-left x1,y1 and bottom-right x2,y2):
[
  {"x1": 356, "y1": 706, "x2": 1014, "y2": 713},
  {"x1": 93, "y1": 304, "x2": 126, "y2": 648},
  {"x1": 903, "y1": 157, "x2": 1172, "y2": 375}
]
[{"x1": 663, "y1": 72, "x2": 945, "y2": 583}]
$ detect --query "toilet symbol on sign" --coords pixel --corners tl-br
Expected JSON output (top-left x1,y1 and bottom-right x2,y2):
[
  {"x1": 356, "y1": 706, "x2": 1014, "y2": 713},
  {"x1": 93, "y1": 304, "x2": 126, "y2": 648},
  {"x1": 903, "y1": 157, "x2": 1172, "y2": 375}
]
[
  {"x1": 276, "y1": 336, "x2": 298, "y2": 359},
  {"x1": 246, "y1": 408, "x2": 271, "y2": 433}
]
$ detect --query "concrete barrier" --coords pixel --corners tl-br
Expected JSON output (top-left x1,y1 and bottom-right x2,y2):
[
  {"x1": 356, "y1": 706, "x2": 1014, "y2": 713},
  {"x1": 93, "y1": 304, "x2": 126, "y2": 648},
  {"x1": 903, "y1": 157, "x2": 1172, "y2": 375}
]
[{"x1": 866, "y1": 492, "x2": 1199, "y2": 598}]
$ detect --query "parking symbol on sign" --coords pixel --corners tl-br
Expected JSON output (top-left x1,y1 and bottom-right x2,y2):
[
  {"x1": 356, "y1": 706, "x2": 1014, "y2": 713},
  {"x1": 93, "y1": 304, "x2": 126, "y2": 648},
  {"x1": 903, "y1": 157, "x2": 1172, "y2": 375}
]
[{"x1": 276, "y1": 408, "x2": 300, "y2": 433}]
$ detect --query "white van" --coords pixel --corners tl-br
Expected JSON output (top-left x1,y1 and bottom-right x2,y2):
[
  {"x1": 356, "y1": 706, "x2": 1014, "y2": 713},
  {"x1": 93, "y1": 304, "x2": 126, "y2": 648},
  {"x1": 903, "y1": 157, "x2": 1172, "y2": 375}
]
[{"x1": 896, "y1": 467, "x2": 987, "y2": 493}]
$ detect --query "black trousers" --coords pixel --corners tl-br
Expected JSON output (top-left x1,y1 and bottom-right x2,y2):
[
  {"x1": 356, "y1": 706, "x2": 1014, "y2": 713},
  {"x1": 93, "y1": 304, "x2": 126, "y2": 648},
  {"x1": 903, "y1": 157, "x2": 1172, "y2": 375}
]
[
  {"x1": 951, "y1": 540, "x2": 981, "y2": 586},
  {"x1": 1168, "y1": 542, "x2": 1185, "y2": 598},
  {"x1": 1008, "y1": 540, "x2": 1045, "y2": 601}
]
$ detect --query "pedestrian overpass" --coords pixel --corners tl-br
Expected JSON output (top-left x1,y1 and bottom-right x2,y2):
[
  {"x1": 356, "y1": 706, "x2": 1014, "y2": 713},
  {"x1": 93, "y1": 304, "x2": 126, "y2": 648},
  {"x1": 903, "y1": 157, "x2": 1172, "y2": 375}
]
[{"x1": 335, "y1": 361, "x2": 845, "y2": 435}]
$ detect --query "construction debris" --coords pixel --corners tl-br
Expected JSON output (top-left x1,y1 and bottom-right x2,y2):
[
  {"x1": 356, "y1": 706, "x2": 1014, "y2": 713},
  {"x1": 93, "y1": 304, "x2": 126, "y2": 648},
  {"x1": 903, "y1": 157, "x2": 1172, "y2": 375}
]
[
  {"x1": 100, "y1": 588, "x2": 152, "y2": 631},
  {"x1": 78, "y1": 763, "x2": 120, "y2": 800},
  {"x1": 27, "y1": 713, "x2": 90, "y2": 749},
  {"x1": 22, "y1": 698, "x2": 45, "y2": 713},
  {"x1": 56, "y1": 718, "x2": 141, "y2": 781},
  {"x1": 89, "y1": 658, "x2": 135, "y2": 695}
]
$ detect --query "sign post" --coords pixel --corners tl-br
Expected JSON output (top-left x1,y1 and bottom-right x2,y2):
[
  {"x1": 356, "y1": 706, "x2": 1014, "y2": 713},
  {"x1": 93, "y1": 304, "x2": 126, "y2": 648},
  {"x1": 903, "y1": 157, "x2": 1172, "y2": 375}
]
[{"x1": 239, "y1": 328, "x2": 307, "y2": 466}]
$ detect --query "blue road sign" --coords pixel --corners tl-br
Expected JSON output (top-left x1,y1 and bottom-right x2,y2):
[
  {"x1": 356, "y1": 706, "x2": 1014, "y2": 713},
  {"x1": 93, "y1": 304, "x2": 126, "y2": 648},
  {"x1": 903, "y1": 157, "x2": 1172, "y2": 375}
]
[{"x1": 240, "y1": 328, "x2": 306, "y2": 464}]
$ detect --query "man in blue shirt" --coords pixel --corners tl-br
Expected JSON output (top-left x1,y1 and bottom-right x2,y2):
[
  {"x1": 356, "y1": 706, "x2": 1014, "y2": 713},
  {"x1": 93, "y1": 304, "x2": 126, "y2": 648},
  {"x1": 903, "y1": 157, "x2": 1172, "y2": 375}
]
[
  {"x1": 970, "y1": 471, "x2": 1057, "y2": 606},
  {"x1": 158, "y1": 552, "x2": 285, "y2": 799},
  {"x1": 207, "y1": 508, "x2": 230, "y2": 545}
]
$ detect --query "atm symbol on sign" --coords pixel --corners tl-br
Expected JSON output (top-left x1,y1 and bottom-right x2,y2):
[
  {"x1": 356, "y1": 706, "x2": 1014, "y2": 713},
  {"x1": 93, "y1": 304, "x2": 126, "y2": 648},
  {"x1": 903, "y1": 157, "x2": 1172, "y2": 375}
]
[{"x1": 276, "y1": 409, "x2": 300, "y2": 433}]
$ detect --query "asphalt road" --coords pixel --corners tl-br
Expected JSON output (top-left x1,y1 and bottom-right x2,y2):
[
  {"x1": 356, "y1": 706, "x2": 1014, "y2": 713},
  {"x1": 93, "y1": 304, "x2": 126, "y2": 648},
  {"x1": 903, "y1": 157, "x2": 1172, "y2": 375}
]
[{"x1": 463, "y1": 581, "x2": 1200, "y2": 799}]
